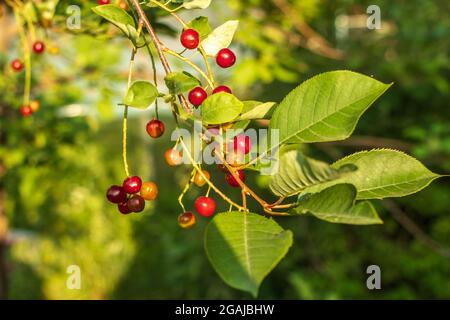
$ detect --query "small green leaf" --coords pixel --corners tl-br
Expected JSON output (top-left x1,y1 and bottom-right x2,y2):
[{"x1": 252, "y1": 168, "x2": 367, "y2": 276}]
[
  {"x1": 269, "y1": 146, "x2": 356, "y2": 197},
  {"x1": 205, "y1": 211, "x2": 293, "y2": 297},
  {"x1": 202, "y1": 20, "x2": 239, "y2": 56},
  {"x1": 270, "y1": 71, "x2": 392, "y2": 144},
  {"x1": 201, "y1": 93, "x2": 244, "y2": 125},
  {"x1": 294, "y1": 184, "x2": 383, "y2": 225},
  {"x1": 123, "y1": 81, "x2": 158, "y2": 109},
  {"x1": 238, "y1": 101, "x2": 277, "y2": 120},
  {"x1": 164, "y1": 71, "x2": 201, "y2": 95},
  {"x1": 183, "y1": 0, "x2": 212, "y2": 9},
  {"x1": 187, "y1": 16, "x2": 212, "y2": 40},
  {"x1": 92, "y1": 5, "x2": 135, "y2": 38}
]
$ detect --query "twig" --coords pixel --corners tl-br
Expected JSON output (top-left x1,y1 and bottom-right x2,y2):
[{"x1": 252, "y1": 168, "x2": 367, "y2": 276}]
[
  {"x1": 129, "y1": 0, "x2": 191, "y2": 113},
  {"x1": 272, "y1": 0, "x2": 344, "y2": 60},
  {"x1": 382, "y1": 199, "x2": 450, "y2": 258}
]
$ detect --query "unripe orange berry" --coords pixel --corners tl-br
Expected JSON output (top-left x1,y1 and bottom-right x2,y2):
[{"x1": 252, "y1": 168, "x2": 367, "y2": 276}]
[
  {"x1": 140, "y1": 181, "x2": 158, "y2": 200},
  {"x1": 194, "y1": 170, "x2": 210, "y2": 187}
]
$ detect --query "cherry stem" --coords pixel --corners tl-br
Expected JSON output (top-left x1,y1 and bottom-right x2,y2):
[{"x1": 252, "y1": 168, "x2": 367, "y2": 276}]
[
  {"x1": 148, "y1": 0, "x2": 216, "y2": 87},
  {"x1": 164, "y1": 48, "x2": 214, "y2": 88},
  {"x1": 179, "y1": 139, "x2": 245, "y2": 211},
  {"x1": 130, "y1": 0, "x2": 191, "y2": 113},
  {"x1": 178, "y1": 169, "x2": 195, "y2": 212},
  {"x1": 13, "y1": 8, "x2": 31, "y2": 107}
]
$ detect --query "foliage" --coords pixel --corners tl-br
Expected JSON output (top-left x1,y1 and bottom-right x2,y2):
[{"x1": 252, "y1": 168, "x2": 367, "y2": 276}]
[{"x1": 0, "y1": 0, "x2": 448, "y2": 300}]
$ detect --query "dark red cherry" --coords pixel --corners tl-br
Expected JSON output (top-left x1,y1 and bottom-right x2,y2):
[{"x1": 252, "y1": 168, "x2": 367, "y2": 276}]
[
  {"x1": 188, "y1": 87, "x2": 207, "y2": 107},
  {"x1": 118, "y1": 202, "x2": 132, "y2": 214},
  {"x1": 146, "y1": 119, "x2": 165, "y2": 138},
  {"x1": 11, "y1": 59, "x2": 24, "y2": 72},
  {"x1": 225, "y1": 170, "x2": 245, "y2": 187},
  {"x1": 216, "y1": 48, "x2": 236, "y2": 68},
  {"x1": 180, "y1": 29, "x2": 200, "y2": 50},
  {"x1": 194, "y1": 196, "x2": 216, "y2": 217},
  {"x1": 19, "y1": 105, "x2": 33, "y2": 117},
  {"x1": 212, "y1": 86, "x2": 232, "y2": 94},
  {"x1": 106, "y1": 185, "x2": 127, "y2": 204},
  {"x1": 127, "y1": 195, "x2": 145, "y2": 212},
  {"x1": 32, "y1": 41, "x2": 45, "y2": 54},
  {"x1": 123, "y1": 176, "x2": 142, "y2": 194},
  {"x1": 233, "y1": 134, "x2": 251, "y2": 154}
]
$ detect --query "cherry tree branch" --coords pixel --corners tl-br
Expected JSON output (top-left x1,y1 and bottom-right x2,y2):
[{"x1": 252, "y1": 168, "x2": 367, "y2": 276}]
[{"x1": 129, "y1": 0, "x2": 191, "y2": 113}]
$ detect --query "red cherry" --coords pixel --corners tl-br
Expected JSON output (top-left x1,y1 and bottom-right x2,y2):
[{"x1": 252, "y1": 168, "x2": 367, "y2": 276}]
[
  {"x1": 11, "y1": 59, "x2": 24, "y2": 72},
  {"x1": 212, "y1": 86, "x2": 232, "y2": 94},
  {"x1": 127, "y1": 195, "x2": 145, "y2": 212},
  {"x1": 146, "y1": 119, "x2": 165, "y2": 138},
  {"x1": 118, "y1": 201, "x2": 132, "y2": 214},
  {"x1": 216, "y1": 48, "x2": 236, "y2": 68},
  {"x1": 180, "y1": 29, "x2": 200, "y2": 50},
  {"x1": 188, "y1": 87, "x2": 207, "y2": 107},
  {"x1": 226, "y1": 170, "x2": 245, "y2": 187},
  {"x1": 97, "y1": 0, "x2": 110, "y2": 5},
  {"x1": 194, "y1": 196, "x2": 216, "y2": 217},
  {"x1": 19, "y1": 105, "x2": 33, "y2": 117},
  {"x1": 32, "y1": 41, "x2": 45, "y2": 54},
  {"x1": 123, "y1": 176, "x2": 142, "y2": 194},
  {"x1": 106, "y1": 185, "x2": 127, "y2": 204},
  {"x1": 233, "y1": 134, "x2": 251, "y2": 155}
]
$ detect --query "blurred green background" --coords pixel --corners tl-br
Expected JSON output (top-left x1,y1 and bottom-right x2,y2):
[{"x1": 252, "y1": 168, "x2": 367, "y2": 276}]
[{"x1": 0, "y1": 0, "x2": 449, "y2": 299}]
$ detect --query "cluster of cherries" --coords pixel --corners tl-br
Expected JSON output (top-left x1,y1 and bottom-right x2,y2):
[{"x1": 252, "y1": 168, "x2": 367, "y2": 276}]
[
  {"x1": 107, "y1": 26, "x2": 247, "y2": 229},
  {"x1": 106, "y1": 176, "x2": 158, "y2": 214},
  {"x1": 179, "y1": 28, "x2": 236, "y2": 107},
  {"x1": 11, "y1": 40, "x2": 45, "y2": 117}
]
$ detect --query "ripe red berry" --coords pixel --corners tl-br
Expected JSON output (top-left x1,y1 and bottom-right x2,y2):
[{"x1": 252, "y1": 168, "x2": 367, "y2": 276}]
[
  {"x1": 226, "y1": 170, "x2": 245, "y2": 187},
  {"x1": 178, "y1": 211, "x2": 196, "y2": 229},
  {"x1": 194, "y1": 196, "x2": 216, "y2": 217},
  {"x1": 98, "y1": 0, "x2": 110, "y2": 5},
  {"x1": 216, "y1": 48, "x2": 236, "y2": 68},
  {"x1": 118, "y1": 201, "x2": 132, "y2": 215},
  {"x1": 188, "y1": 87, "x2": 207, "y2": 107},
  {"x1": 19, "y1": 105, "x2": 33, "y2": 117},
  {"x1": 146, "y1": 119, "x2": 165, "y2": 138},
  {"x1": 32, "y1": 41, "x2": 45, "y2": 54},
  {"x1": 123, "y1": 176, "x2": 142, "y2": 194},
  {"x1": 212, "y1": 86, "x2": 232, "y2": 94},
  {"x1": 180, "y1": 29, "x2": 200, "y2": 50},
  {"x1": 233, "y1": 134, "x2": 251, "y2": 155},
  {"x1": 127, "y1": 195, "x2": 145, "y2": 212},
  {"x1": 11, "y1": 59, "x2": 24, "y2": 72},
  {"x1": 106, "y1": 185, "x2": 127, "y2": 204}
]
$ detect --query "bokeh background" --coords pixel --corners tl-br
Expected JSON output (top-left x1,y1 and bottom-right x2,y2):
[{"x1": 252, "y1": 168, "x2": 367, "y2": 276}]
[{"x1": 0, "y1": 0, "x2": 449, "y2": 299}]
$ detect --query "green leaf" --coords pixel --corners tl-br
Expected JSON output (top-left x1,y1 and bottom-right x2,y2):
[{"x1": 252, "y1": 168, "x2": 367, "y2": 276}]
[
  {"x1": 328, "y1": 149, "x2": 442, "y2": 199},
  {"x1": 205, "y1": 212, "x2": 293, "y2": 297},
  {"x1": 123, "y1": 81, "x2": 158, "y2": 109},
  {"x1": 269, "y1": 146, "x2": 356, "y2": 197},
  {"x1": 202, "y1": 20, "x2": 239, "y2": 56},
  {"x1": 269, "y1": 71, "x2": 392, "y2": 144},
  {"x1": 92, "y1": 5, "x2": 135, "y2": 38},
  {"x1": 164, "y1": 71, "x2": 200, "y2": 95},
  {"x1": 183, "y1": 0, "x2": 212, "y2": 9},
  {"x1": 187, "y1": 16, "x2": 212, "y2": 40},
  {"x1": 294, "y1": 184, "x2": 383, "y2": 225},
  {"x1": 238, "y1": 101, "x2": 277, "y2": 120},
  {"x1": 201, "y1": 92, "x2": 244, "y2": 125}
]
